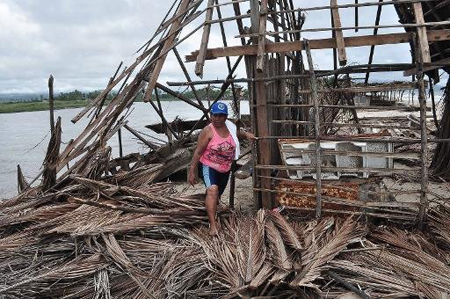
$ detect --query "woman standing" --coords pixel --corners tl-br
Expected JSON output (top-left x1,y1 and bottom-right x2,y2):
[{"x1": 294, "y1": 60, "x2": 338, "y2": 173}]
[{"x1": 188, "y1": 102, "x2": 254, "y2": 236}]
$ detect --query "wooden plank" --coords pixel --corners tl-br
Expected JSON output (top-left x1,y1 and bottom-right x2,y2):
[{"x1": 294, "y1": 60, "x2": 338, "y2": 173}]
[
  {"x1": 256, "y1": 0, "x2": 268, "y2": 71},
  {"x1": 143, "y1": 0, "x2": 191, "y2": 102},
  {"x1": 185, "y1": 29, "x2": 450, "y2": 61},
  {"x1": 412, "y1": 2, "x2": 431, "y2": 63},
  {"x1": 330, "y1": 0, "x2": 347, "y2": 66},
  {"x1": 195, "y1": 0, "x2": 215, "y2": 78},
  {"x1": 403, "y1": 57, "x2": 450, "y2": 76}
]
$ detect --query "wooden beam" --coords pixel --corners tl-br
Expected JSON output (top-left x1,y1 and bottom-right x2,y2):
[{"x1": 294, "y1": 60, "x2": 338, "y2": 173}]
[
  {"x1": 413, "y1": 2, "x2": 431, "y2": 63},
  {"x1": 330, "y1": 0, "x2": 347, "y2": 66},
  {"x1": 195, "y1": 0, "x2": 215, "y2": 78},
  {"x1": 403, "y1": 57, "x2": 450, "y2": 76},
  {"x1": 143, "y1": 0, "x2": 191, "y2": 102},
  {"x1": 185, "y1": 29, "x2": 450, "y2": 62},
  {"x1": 256, "y1": 0, "x2": 268, "y2": 71}
]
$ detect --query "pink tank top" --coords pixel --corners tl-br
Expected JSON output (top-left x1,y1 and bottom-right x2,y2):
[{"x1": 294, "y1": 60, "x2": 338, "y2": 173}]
[{"x1": 200, "y1": 124, "x2": 236, "y2": 173}]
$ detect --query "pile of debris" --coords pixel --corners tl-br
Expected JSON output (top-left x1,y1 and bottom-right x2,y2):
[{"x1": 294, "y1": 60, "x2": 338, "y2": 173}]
[{"x1": 1, "y1": 174, "x2": 450, "y2": 297}]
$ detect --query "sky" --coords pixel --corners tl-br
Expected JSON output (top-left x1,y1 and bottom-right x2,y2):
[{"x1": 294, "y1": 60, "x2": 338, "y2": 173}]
[{"x1": 1, "y1": 0, "x2": 447, "y2": 95}]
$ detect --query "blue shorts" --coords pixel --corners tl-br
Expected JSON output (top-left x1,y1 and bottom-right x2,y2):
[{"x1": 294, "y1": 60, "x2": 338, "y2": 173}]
[{"x1": 199, "y1": 163, "x2": 230, "y2": 196}]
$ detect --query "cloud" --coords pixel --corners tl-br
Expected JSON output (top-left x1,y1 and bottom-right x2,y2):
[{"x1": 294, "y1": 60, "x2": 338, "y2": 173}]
[
  {"x1": 0, "y1": 0, "x2": 174, "y2": 94},
  {"x1": 0, "y1": 0, "x2": 442, "y2": 95}
]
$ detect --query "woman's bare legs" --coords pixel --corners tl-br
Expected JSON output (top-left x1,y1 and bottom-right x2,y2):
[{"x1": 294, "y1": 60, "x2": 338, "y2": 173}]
[{"x1": 205, "y1": 185, "x2": 219, "y2": 236}]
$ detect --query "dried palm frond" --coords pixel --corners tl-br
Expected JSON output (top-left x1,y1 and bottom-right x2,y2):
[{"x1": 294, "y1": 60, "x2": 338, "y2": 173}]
[
  {"x1": 266, "y1": 219, "x2": 292, "y2": 271},
  {"x1": 45, "y1": 204, "x2": 123, "y2": 236},
  {"x1": 330, "y1": 259, "x2": 417, "y2": 297},
  {"x1": 93, "y1": 269, "x2": 112, "y2": 299},
  {"x1": 371, "y1": 227, "x2": 450, "y2": 267},
  {"x1": 268, "y1": 210, "x2": 303, "y2": 251},
  {"x1": 113, "y1": 163, "x2": 164, "y2": 187},
  {"x1": 290, "y1": 217, "x2": 366, "y2": 288},
  {"x1": 368, "y1": 250, "x2": 450, "y2": 294},
  {"x1": 245, "y1": 210, "x2": 266, "y2": 283},
  {"x1": 428, "y1": 203, "x2": 450, "y2": 250}
]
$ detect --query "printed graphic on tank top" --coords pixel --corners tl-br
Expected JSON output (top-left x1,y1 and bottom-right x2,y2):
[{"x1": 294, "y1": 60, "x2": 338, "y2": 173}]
[{"x1": 200, "y1": 124, "x2": 236, "y2": 173}]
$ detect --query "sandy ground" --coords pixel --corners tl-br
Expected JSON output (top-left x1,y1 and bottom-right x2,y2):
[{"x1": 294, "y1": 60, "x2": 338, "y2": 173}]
[{"x1": 174, "y1": 174, "x2": 256, "y2": 213}]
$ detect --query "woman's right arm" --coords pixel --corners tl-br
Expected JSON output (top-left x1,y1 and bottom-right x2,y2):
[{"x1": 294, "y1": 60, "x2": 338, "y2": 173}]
[{"x1": 188, "y1": 127, "x2": 211, "y2": 185}]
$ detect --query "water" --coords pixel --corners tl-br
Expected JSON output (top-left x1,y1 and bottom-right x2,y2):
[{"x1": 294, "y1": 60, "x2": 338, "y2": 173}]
[{"x1": 0, "y1": 101, "x2": 249, "y2": 199}]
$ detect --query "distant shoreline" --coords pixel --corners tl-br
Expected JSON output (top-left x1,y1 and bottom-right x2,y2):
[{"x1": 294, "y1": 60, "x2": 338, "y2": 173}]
[
  {"x1": 0, "y1": 88, "x2": 243, "y2": 113},
  {"x1": 0, "y1": 100, "x2": 89, "y2": 114},
  {"x1": 0, "y1": 98, "x2": 245, "y2": 114}
]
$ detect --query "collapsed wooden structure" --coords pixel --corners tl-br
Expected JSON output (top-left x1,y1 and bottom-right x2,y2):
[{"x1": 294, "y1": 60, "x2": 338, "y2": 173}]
[
  {"x1": 15, "y1": 0, "x2": 447, "y2": 223},
  {"x1": 2, "y1": 0, "x2": 450, "y2": 297}
]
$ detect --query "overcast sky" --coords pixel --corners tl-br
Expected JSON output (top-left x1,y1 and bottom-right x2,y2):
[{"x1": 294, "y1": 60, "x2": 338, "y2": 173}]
[{"x1": 1, "y1": 0, "x2": 447, "y2": 95}]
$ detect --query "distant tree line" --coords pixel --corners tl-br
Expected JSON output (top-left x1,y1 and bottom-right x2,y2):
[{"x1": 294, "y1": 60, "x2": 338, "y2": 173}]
[
  {"x1": 53, "y1": 86, "x2": 249, "y2": 103},
  {"x1": 1, "y1": 86, "x2": 249, "y2": 104}
]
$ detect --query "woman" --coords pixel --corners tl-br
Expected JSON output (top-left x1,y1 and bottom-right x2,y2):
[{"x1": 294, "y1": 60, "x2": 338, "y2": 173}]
[{"x1": 188, "y1": 101, "x2": 254, "y2": 236}]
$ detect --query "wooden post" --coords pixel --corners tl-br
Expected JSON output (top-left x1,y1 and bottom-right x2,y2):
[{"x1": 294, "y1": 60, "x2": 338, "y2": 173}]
[
  {"x1": 118, "y1": 128, "x2": 123, "y2": 158},
  {"x1": 229, "y1": 161, "x2": 236, "y2": 209},
  {"x1": 48, "y1": 75, "x2": 55, "y2": 133},
  {"x1": 413, "y1": 2, "x2": 431, "y2": 64},
  {"x1": 256, "y1": 0, "x2": 268, "y2": 72},
  {"x1": 17, "y1": 165, "x2": 29, "y2": 194},
  {"x1": 305, "y1": 40, "x2": 323, "y2": 219},
  {"x1": 229, "y1": 87, "x2": 243, "y2": 209},
  {"x1": 42, "y1": 117, "x2": 62, "y2": 191},
  {"x1": 416, "y1": 41, "x2": 429, "y2": 228},
  {"x1": 250, "y1": 0, "x2": 273, "y2": 209}
]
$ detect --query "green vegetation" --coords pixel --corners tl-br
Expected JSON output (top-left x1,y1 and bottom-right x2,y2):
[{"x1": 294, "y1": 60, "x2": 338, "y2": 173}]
[
  {"x1": 0, "y1": 100, "x2": 88, "y2": 114},
  {"x1": 0, "y1": 87, "x2": 249, "y2": 114}
]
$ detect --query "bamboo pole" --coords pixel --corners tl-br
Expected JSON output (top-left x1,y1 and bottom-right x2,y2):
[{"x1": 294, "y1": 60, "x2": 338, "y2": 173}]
[
  {"x1": 264, "y1": 0, "x2": 438, "y2": 14},
  {"x1": 236, "y1": 20, "x2": 450, "y2": 37}
]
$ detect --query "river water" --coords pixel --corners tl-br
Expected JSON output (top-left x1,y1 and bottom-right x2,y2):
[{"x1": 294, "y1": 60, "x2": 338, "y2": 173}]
[{"x1": 0, "y1": 101, "x2": 249, "y2": 199}]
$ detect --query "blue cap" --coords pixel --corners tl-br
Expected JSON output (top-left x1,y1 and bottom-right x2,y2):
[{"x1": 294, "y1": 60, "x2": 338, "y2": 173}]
[{"x1": 211, "y1": 102, "x2": 228, "y2": 115}]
